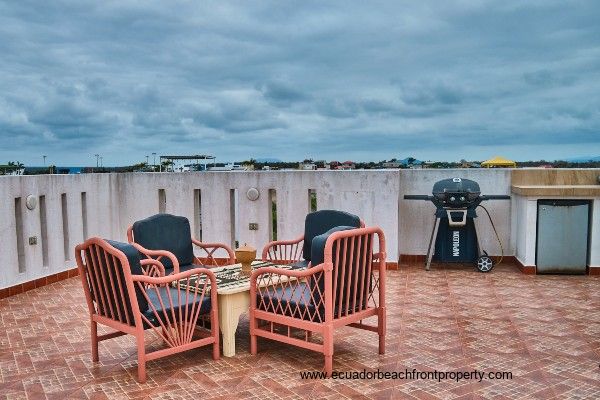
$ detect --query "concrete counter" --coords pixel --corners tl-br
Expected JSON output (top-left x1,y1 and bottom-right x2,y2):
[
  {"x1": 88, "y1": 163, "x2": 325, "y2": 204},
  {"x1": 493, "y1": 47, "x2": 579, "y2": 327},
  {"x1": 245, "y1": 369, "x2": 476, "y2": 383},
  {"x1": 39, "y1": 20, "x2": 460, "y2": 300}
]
[{"x1": 511, "y1": 185, "x2": 600, "y2": 196}]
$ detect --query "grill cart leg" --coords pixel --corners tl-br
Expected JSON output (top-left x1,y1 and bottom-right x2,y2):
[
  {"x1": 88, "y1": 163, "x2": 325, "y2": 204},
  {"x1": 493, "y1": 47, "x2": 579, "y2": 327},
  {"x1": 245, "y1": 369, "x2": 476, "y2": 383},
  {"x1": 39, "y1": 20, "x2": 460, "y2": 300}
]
[
  {"x1": 425, "y1": 216, "x2": 441, "y2": 271},
  {"x1": 473, "y1": 216, "x2": 484, "y2": 257}
]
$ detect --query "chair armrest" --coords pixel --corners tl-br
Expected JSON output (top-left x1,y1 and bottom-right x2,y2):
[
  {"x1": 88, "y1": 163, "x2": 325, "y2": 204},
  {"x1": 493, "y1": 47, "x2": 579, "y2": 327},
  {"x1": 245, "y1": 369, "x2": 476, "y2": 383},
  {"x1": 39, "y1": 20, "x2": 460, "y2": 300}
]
[
  {"x1": 140, "y1": 259, "x2": 166, "y2": 277},
  {"x1": 130, "y1": 242, "x2": 180, "y2": 274},
  {"x1": 131, "y1": 267, "x2": 217, "y2": 286},
  {"x1": 250, "y1": 263, "x2": 322, "y2": 286},
  {"x1": 261, "y1": 235, "x2": 304, "y2": 264},
  {"x1": 191, "y1": 239, "x2": 235, "y2": 266}
]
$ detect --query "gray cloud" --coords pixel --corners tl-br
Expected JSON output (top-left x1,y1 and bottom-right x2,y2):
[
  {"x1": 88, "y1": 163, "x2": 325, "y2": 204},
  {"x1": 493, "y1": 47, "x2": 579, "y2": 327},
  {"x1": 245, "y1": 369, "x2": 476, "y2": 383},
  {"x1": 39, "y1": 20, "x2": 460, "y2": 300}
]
[
  {"x1": 0, "y1": 0, "x2": 599, "y2": 165},
  {"x1": 259, "y1": 81, "x2": 309, "y2": 107}
]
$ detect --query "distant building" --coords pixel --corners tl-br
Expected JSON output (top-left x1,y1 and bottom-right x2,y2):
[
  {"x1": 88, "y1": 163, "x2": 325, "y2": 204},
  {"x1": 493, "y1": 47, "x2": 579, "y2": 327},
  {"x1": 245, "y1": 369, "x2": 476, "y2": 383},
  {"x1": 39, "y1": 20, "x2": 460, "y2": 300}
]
[
  {"x1": 160, "y1": 155, "x2": 216, "y2": 172},
  {"x1": 397, "y1": 157, "x2": 423, "y2": 169},
  {"x1": 208, "y1": 163, "x2": 246, "y2": 171},
  {"x1": 315, "y1": 160, "x2": 329, "y2": 169},
  {"x1": 382, "y1": 161, "x2": 401, "y2": 169},
  {"x1": 299, "y1": 162, "x2": 317, "y2": 170},
  {"x1": 339, "y1": 161, "x2": 355, "y2": 170}
]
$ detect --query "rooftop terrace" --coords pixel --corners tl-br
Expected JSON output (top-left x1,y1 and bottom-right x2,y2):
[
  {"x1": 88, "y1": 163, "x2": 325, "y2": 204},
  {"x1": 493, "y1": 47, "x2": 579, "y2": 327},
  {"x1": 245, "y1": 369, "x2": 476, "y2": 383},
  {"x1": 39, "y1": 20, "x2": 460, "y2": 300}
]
[
  {"x1": 1, "y1": 169, "x2": 599, "y2": 399},
  {"x1": 1, "y1": 263, "x2": 600, "y2": 399}
]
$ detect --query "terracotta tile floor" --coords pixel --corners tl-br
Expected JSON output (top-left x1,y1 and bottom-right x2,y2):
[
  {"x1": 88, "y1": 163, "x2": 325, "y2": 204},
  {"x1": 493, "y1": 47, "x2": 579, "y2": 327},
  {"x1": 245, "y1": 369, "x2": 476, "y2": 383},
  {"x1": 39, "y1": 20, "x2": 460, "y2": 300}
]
[{"x1": 1, "y1": 263, "x2": 600, "y2": 399}]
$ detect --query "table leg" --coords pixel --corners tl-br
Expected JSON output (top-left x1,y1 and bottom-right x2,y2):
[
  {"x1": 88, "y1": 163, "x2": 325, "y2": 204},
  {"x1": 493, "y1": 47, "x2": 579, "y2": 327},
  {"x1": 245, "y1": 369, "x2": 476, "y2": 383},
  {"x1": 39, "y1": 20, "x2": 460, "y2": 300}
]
[{"x1": 218, "y1": 291, "x2": 250, "y2": 357}]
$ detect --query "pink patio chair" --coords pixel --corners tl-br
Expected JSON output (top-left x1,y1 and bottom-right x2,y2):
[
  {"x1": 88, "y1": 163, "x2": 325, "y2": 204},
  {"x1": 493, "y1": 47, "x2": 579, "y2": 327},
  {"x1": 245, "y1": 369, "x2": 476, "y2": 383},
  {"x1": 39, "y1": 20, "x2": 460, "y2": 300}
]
[
  {"x1": 262, "y1": 210, "x2": 365, "y2": 266},
  {"x1": 250, "y1": 226, "x2": 386, "y2": 376},
  {"x1": 75, "y1": 237, "x2": 220, "y2": 383},
  {"x1": 127, "y1": 213, "x2": 235, "y2": 273}
]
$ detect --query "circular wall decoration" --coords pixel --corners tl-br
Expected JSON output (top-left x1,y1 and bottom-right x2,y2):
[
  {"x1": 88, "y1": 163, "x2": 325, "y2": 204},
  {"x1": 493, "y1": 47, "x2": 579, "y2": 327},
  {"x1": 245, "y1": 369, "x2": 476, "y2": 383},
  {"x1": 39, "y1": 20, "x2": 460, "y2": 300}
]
[
  {"x1": 26, "y1": 195, "x2": 37, "y2": 210},
  {"x1": 246, "y1": 187, "x2": 260, "y2": 201}
]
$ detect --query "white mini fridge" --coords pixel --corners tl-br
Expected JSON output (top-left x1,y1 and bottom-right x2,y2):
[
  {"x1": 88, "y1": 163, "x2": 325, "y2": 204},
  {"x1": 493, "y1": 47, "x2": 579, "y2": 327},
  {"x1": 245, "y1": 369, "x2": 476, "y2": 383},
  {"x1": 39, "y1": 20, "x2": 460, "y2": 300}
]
[{"x1": 536, "y1": 200, "x2": 590, "y2": 274}]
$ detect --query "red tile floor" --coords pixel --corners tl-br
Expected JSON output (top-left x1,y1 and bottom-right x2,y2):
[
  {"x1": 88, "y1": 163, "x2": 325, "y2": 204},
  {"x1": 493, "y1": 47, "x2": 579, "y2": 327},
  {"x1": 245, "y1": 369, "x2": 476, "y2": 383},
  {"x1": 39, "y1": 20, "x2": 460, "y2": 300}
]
[{"x1": 1, "y1": 263, "x2": 599, "y2": 399}]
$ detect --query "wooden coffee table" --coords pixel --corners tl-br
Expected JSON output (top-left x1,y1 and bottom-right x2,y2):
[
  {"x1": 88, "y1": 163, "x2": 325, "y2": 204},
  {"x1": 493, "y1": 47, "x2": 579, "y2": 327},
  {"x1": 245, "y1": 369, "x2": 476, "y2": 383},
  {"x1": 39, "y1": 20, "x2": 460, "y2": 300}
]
[{"x1": 183, "y1": 260, "x2": 305, "y2": 357}]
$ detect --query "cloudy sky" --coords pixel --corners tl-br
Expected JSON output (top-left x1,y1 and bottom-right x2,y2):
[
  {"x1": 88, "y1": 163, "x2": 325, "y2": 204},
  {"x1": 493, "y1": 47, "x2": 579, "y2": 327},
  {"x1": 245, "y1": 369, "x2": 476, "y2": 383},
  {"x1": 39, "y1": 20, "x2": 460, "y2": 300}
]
[{"x1": 1, "y1": 0, "x2": 599, "y2": 165}]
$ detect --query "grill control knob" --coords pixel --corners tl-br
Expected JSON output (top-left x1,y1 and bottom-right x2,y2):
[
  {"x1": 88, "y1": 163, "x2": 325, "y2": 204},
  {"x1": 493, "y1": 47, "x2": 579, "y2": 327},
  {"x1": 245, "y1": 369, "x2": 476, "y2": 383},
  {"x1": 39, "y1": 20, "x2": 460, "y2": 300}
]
[
  {"x1": 450, "y1": 196, "x2": 456, "y2": 202},
  {"x1": 460, "y1": 196, "x2": 465, "y2": 201}
]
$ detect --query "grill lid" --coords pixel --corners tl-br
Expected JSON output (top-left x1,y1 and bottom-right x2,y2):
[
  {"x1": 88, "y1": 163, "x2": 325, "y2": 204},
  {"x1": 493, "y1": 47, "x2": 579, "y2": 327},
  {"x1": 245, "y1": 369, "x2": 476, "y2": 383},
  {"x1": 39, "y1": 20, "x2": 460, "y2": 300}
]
[
  {"x1": 432, "y1": 178, "x2": 481, "y2": 208},
  {"x1": 432, "y1": 178, "x2": 481, "y2": 195}
]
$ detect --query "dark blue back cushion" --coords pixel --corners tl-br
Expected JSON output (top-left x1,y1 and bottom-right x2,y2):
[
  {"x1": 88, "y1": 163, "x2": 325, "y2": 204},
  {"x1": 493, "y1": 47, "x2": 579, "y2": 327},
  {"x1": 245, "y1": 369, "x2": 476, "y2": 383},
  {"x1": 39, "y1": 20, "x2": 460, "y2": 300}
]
[
  {"x1": 309, "y1": 226, "x2": 372, "y2": 316},
  {"x1": 132, "y1": 214, "x2": 194, "y2": 270},
  {"x1": 303, "y1": 210, "x2": 361, "y2": 261},
  {"x1": 104, "y1": 240, "x2": 149, "y2": 314},
  {"x1": 308, "y1": 226, "x2": 356, "y2": 306},
  {"x1": 310, "y1": 226, "x2": 357, "y2": 266}
]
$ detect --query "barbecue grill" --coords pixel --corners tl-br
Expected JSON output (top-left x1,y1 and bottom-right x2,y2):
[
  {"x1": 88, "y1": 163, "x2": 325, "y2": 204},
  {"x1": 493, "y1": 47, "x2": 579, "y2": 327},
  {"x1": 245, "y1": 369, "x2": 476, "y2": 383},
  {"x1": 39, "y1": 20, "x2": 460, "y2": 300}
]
[{"x1": 405, "y1": 177, "x2": 510, "y2": 272}]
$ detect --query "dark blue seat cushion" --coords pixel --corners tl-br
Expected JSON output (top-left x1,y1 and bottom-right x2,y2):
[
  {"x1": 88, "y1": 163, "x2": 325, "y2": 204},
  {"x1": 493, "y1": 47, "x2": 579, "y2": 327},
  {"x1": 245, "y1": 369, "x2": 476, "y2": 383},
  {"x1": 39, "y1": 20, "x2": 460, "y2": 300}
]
[
  {"x1": 302, "y1": 210, "x2": 361, "y2": 261},
  {"x1": 132, "y1": 214, "x2": 194, "y2": 271},
  {"x1": 143, "y1": 285, "x2": 212, "y2": 326},
  {"x1": 289, "y1": 259, "x2": 310, "y2": 269},
  {"x1": 257, "y1": 282, "x2": 321, "y2": 321},
  {"x1": 257, "y1": 226, "x2": 371, "y2": 321},
  {"x1": 178, "y1": 263, "x2": 199, "y2": 273}
]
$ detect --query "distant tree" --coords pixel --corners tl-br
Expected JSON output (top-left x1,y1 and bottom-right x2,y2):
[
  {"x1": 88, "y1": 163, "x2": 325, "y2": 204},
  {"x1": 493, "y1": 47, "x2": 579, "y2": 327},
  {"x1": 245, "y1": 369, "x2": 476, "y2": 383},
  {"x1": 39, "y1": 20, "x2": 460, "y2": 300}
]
[{"x1": 8, "y1": 161, "x2": 24, "y2": 168}]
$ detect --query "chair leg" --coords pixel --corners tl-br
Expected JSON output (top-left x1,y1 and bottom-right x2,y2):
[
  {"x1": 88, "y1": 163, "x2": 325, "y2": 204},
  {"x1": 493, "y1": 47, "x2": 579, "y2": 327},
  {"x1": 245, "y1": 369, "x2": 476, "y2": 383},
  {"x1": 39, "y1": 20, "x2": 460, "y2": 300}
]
[
  {"x1": 211, "y1": 307, "x2": 220, "y2": 360},
  {"x1": 91, "y1": 320, "x2": 99, "y2": 362},
  {"x1": 378, "y1": 334, "x2": 385, "y2": 355},
  {"x1": 323, "y1": 325, "x2": 333, "y2": 377},
  {"x1": 136, "y1": 334, "x2": 146, "y2": 383},
  {"x1": 212, "y1": 341, "x2": 220, "y2": 360},
  {"x1": 212, "y1": 328, "x2": 220, "y2": 360},
  {"x1": 250, "y1": 318, "x2": 258, "y2": 355},
  {"x1": 324, "y1": 355, "x2": 333, "y2": 377},
  {"x1": 378, "y1": 308, "x2": 386, "y2": 355}
]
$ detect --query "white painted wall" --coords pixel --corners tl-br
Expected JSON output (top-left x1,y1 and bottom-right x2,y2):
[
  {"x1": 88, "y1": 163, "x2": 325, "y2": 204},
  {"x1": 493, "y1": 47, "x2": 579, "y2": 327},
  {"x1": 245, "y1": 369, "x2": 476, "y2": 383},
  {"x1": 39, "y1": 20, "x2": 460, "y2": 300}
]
[
  {"x1": 1, "y1": 169, "x2": 598, "y2": 289},
  {"x1": 513, "y1": 195, "x2": 538, "y2": 266},
  {"x1": 0, "y1": 174, "x2": 117, "y2": 288}
]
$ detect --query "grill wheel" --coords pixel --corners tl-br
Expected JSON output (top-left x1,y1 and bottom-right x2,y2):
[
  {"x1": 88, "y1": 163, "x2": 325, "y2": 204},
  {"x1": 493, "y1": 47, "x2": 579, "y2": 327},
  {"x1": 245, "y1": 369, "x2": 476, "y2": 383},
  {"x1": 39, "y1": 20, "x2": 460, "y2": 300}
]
[{"x1": 476, "y1": 255, "x2": 494, "y2": 272}]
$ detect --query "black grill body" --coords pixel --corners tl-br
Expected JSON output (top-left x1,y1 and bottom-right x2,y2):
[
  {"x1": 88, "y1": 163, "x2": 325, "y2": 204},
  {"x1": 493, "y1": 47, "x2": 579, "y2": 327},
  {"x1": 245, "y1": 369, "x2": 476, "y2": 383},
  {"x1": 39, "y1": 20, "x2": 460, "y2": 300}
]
[
  {"x1": 432, "y1": 178, "x2": 481, "y2": 262},
  {"x1": 434, "y1": 218, "x2": 478, "y2": 262},
  {"x1": 404, "y1": 177, "x2": 510, "y2": 271}
]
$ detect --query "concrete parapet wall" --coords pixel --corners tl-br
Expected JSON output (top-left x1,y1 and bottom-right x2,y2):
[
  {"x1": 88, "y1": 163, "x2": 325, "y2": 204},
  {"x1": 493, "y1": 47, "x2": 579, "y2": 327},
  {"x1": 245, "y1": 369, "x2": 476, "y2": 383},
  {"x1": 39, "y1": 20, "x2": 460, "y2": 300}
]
[{"x1": 0, "y1": 169, "x2": 537, "y2": 288}]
